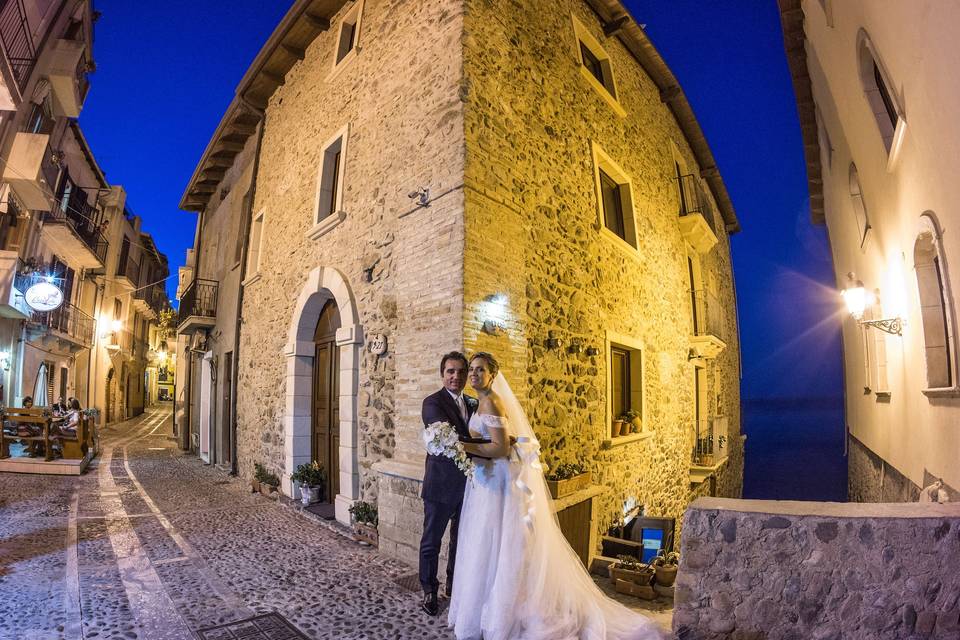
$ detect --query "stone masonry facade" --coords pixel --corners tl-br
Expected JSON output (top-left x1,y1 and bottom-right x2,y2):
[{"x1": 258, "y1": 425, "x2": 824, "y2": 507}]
[
  {"x1": 217, "y1": 0, "x2": 741, "y2": 563},
  {"x1": 675, "y1": 498, "x2": 960, "y2": 639}
]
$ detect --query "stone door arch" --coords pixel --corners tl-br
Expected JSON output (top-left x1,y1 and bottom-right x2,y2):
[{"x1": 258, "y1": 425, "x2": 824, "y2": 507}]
[{"x1": 284, "y1": 266, "x2": 362, "y2": 524}]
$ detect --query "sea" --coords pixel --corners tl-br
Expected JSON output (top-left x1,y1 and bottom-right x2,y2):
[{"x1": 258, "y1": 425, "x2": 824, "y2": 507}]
[{"x1": 741, "y1": 397, "x2": 847, "y2": 502}]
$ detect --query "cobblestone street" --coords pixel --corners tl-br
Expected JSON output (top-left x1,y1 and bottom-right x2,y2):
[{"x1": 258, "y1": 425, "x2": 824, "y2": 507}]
[{"x1": 0, "y1": 407, "x2": 671, "y2": 639}]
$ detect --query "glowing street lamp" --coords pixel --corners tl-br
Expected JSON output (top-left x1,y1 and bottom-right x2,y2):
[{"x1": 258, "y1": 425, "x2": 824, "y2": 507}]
[{"x1": 841, "y1": 272, "x2": 903, "y2": 335}]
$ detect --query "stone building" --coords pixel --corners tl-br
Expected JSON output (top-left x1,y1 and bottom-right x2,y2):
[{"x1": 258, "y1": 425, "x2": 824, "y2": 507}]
[
  {"x1": 179, "y1": 0, "x2": 742, "y2": 562},
  {"x1": 0, "y1": 0, "x2": 168, "y2": 424},
  {"x1": 780, "y1": 0, "x2": 960, "y2": 501}
]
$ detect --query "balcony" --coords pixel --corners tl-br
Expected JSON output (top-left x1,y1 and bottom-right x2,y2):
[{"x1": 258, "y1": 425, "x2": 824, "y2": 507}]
[
  {"x1": 177, "y1": 278, "x2": 218, "y2": 334},
  {"x1": 0, "y1": 251, "x2": 31, "y2": 319},
  {"x1": 677, "y1": 173, "x2": 718, "y2": 254},
  {"x1": 1, "y1": 133, "x2": 58, "y2": 210},
  {"x1": 689, "y1": 416, "x2": 729, "y2": 485},
  {"x1": 689, "y1": 289, "x2": 727, "y2": 359},
  {"x1": 45, "y1": 39, "x2": 87, "y2": 117},
  {"x1": 115, "y1": 253, "x2": 140, "y2": 290},
  {"x1": 41, "y1": 190, "x2": 108, "y2": 269},
  {"x1": 0, "y1": 0, "x2": 36, "y2": 108},
  {"x1": 25, "y1": 301, "x2": 95, "y2": 353},
  {"x1": 134, "y1": 283, "x2": 166, "y2": 319}
]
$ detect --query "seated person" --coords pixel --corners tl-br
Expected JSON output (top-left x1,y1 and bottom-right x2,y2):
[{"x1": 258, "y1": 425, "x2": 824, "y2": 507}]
[
  {"x1": 51, "y1": 398, "x2": 82, "y2": 448},
  {"x1": 15, "y1": 396, "x2": 39, "y2": 438}
]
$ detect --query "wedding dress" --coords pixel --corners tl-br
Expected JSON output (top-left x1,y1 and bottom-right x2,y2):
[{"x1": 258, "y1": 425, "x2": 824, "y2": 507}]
[{"x1": 448, "y1": 376, "x2": 664, "y2": 640}]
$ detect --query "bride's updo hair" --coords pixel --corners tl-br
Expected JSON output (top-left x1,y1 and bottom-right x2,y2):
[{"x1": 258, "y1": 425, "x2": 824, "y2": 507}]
[{"x1": 470, "y1": 352, "x2": 500, "y2": 378}]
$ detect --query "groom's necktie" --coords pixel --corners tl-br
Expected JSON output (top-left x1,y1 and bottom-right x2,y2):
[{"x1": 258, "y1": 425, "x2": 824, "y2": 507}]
[{"x1": 456, "y1": 395, "x2": 467, "y2": 422}]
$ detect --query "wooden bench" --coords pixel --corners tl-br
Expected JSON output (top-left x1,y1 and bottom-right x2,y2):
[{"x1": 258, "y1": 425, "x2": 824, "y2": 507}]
[
  {"x1": 51, "y1": 415, "x2": 91, "y2": 460},
  {"x1": 1, "y1": 408, "x2": 54, "y2": 461}
]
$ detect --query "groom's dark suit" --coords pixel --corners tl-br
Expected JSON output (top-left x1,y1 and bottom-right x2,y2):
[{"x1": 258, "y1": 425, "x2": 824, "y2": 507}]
[{"x1": 419, "y1": 388, "x2": 477, "y2": 595}]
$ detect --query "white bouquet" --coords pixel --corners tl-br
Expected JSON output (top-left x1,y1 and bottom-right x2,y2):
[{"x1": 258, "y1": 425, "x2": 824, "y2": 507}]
[{"x1": 423, "y1": 421, "x2": 475, "y2": 479}]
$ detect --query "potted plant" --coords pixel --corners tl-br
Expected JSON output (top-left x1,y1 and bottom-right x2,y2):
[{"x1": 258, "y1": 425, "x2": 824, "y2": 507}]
[
  {"x1": 622, "y1": 410, "x2": 642, "y2": 433},
  {"x1": 545, "y1": 462, "x2": 591, "y2": 499},
  {"x1": 651, "y1": 550, "x2": 680, "y2": 587},
  {"x1": 611, "y1": 418, "x2": 626, "y2": 438},
  {"x1": 291, "y1": 461, "x2": 326, "y2": 505},
  {"x1": 349, "y1": 501, "x2": 379, "y2": 546},
  {"x1": 252, "y1": 462, "x2": 267, "y2": 493},
  {"x1": 609, "y1": 554, "x2": 654, "y2": 586},
  {"x1": 256, "y1": 464, "x2": 280, "y2": 496}
]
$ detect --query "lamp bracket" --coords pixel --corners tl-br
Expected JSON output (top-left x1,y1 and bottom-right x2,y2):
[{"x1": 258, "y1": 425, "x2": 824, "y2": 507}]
[{"x1": 859, "y1": 317, "x2": 903, "y2": 336}]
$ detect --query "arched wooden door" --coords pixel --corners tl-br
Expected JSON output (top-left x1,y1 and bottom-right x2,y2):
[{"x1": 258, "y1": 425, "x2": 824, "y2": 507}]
[{"x1": 313, "y1": 299, "x2": 341, "y2": 504}]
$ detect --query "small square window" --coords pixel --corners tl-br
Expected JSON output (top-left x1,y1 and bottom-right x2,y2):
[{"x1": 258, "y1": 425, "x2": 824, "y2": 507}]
[
  {"x1": 332, "y1": 1, "x2": 364, "y2": 70},
  {"x1": 608, "y1": 339, "x2": 643, "y2": 438},
  {"x1": 571, "y1": 14, "x2": 625, "y2": 117},
  {"x1": 592, "y1": 142, "x2": 637, "y2": 249},
  {"x1": 247, "y1": 210, "x2": 265, "y2": 274}
]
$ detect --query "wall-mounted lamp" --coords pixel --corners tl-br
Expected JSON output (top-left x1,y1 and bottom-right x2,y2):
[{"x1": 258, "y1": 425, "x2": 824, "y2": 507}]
[
  {"x1": 480, "y1": 293, "x2": 508, "y2": 335},
  {"x1": 841, "y1": 272, "x2": 903, "y2": 335},
  {"x1": 585, "y1": 346, "x2": 600, "y2": 357},
  {"x1": 0, "y1": 351, "x2": 10, "y2": 371}
]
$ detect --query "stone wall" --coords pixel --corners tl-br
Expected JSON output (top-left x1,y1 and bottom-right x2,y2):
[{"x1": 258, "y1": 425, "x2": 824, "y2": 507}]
[
  {"x1": 675, "y1": 497, "x2": 960, "y2": 639},
  {"x1": 461, "y1": 0, "x2": 743, "y2": 542},
  {"x1": 849, "y1": 433, "x2": 921, "y2": 503},
  {"x1": 235, "y1": 0, "x2": 465, "y2": 505}
]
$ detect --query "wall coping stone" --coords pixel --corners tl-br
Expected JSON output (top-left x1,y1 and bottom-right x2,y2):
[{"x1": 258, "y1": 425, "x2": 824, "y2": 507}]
[
  {"x1": 373, "y1": 459, "x2": 424, "y2": 483},
  {"x1": 691, "y1": 496, "x2": 960, "y2": 519}
]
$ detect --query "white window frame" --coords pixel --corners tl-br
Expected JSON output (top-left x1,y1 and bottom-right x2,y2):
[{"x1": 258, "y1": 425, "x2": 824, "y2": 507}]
[
  {"x1": 308, "y1": 124, "x2": 350, "y2": 240},
  {"x1": 243, "y1": 208, "x2": 266, "y2": 285},
  {"x1": 330, "y1": 0, "x2": 364, "y2": 78},
  {"x1": 856, "y1": 30, "x2": 906, "y2": 168},
  {"x1": 591, "y1": 141, "x2": 638, "y2": 254},
  {"x1": 848, "y1": 164, "x2": 870, "y2": 250},
  {"x1": 571, "y1": 14, "x2": 626, "y2": 118},
  {"x1": 915, "y1": 213, "x2": 959, "y2": 396},
  {"x1": 603, "y1": 331, "x2": 648, "y2": 447}
]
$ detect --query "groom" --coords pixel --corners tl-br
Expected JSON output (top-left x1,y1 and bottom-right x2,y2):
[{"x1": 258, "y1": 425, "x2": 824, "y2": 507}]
[{"x1": 418, "y1": 351, "x2": 477, "y2": 616}]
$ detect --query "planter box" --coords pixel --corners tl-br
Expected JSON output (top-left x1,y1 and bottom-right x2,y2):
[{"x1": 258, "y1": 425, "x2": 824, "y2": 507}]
[
  {"x1": 609, "y1": 565, "x2": 654, "y2": 586},
  {"x1": 615, "y1": 578, "x2": 657, "y2": 600},
  {"x1": 546, "y1": 471, "x2": 591, "y2": 500},
  {"x1": 259, "y1": 483, "x2": 278, "y2": 497},
  {"x1": 353, "y1": 522, "x2": 378, "y2": 546}
]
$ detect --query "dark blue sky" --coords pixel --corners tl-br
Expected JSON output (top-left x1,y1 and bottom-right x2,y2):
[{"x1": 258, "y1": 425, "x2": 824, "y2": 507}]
[{"x1": 78, "y1": 1, "x2": 842, "y2": 401}]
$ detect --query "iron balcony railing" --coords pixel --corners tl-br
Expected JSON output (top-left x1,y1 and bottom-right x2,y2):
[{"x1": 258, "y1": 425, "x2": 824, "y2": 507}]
[
  {"x1": 134, "y1": 282, "x2": 168, "y2": 315},
  {"x1": 33, "y1": 302, "x2": 95, "y2": 347},
  {"x1": 0, "y1": 0, "x2": 36, "y2": 93},
  {"x1": 690, "y1": 289, "x2": 725, "y2": 341},
  {"x1": 116, "y1": 252, "x2": 140, "y2": 286},
  {"x1": 677, "y1": 173, "x2": 717, "y2": 236},
  {"x1": 178, "y1": 278, "x2": 218, "y2": 325},
  {"x1": 692, "y1": 417, "x2": 728, "y2": 467},
  {"x1": 43, "y1": 188, "x2": 108, "y2": 265}
]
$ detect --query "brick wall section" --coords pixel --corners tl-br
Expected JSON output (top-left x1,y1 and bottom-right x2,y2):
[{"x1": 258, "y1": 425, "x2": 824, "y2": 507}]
[
  {"x1": 235, "y1": 0, "x2": 465, "y2": 496},
  {"x1": 675, "y1": 498, "x2": 960, "y2": 639},
  {"x1": 461, "y1": 0, "x2": 742, "y2": 540}
]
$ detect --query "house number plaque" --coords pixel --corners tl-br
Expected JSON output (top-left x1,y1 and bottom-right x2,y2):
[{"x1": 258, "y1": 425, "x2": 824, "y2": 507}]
[{"x1": 370, "y1": 334, "x2": 388, "y2": 355}]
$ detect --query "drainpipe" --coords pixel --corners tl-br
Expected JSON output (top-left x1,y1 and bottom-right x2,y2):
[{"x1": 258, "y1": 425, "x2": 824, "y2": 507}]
[
  {"x1": 85, "y1": 277, "x2": 103, "y2": 409},
  {"x1": 229, "y1": 98, "x2": 265, "y2": 476}
]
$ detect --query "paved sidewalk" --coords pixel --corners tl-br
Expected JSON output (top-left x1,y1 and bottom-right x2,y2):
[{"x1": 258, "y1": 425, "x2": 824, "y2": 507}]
[{"x1": 0, "y1": 407, "x2": 671, "y2": 639}]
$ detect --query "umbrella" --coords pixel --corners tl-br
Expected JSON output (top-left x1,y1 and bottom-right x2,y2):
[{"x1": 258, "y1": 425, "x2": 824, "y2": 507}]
[{"x1": 33, "y1": 364, "x2": 49, "y2": 407}]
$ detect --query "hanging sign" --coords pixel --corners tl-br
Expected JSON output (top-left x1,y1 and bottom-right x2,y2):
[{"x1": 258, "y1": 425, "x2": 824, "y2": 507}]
[{"x1": 24, "y1": 281, "x2": 64, "y2": 312}]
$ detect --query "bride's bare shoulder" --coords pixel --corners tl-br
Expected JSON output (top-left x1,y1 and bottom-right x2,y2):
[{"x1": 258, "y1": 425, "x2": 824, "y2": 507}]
[{"x1": 478, "y1": 391, "x2": 506, "y2": 418}]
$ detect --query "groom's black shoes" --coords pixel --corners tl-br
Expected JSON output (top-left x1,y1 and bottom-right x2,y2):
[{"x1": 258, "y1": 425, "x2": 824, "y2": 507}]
[{"x1": 422, "y1": 591, "x2": 439, "y2": 616}]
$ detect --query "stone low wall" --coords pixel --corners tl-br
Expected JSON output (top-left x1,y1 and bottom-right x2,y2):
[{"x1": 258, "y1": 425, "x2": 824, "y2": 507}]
[{"x1": 674, "y1": 498, "x2": 960, "y2": 639}]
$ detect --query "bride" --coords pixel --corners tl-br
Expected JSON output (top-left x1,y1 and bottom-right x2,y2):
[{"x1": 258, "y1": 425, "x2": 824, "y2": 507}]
[{"x1": 448, "y1": 352, "x2": 664, "y2": 640}]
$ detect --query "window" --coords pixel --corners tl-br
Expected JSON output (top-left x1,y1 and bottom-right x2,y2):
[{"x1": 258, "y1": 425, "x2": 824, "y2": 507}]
[
  {"x1": 915, "y1": 214, "x2": 956, "y2": 391},
  {"x1": 606, "y1": 332, "x2": 644, "y2": 440},
  {"x1": 332, "y1": 1, "x2": 364, "y2": 69},
  {"x1": 857, "y1": 31, "x2": 904, "y2": 155},
  {"x1": 117, "y1": 236, "x2": 131, "y2": 276},
  {"x1": 247, "y1": 209, "x2": 265, "y2": 275},
  {"x1": 848, "y1": 164, "x2": 870, "y2": 248},
  {"x1": 591, "y1": 143, "x2": 637, "y2": 249},
  {"x1": 862, "y1": 305, "x2": 889, "y2": 395},
  {"x1": 24, "y1": 98, "x2": 54, "y2": 135},
  {"x1": 309, "y1": 124, "x2": 350, "y2": 239},
  {"x1": 571, "y1": 14, "x2": 625, "y2": 117}
]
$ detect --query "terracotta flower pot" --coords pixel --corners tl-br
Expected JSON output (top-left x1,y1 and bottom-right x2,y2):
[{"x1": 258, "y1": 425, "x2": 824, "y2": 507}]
[
  {"x1": 251, "y1": 478, "x2": 261, "y2": 494},
  {"x1": 655, "y1": 564, "x2": 678, "y2": 587},
  {"x1": 612, "y1": 420, "x2": 625, "y2": 438},
  {"x1": 353, "y1": 522, "x2": 379, "y2": 546}
]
